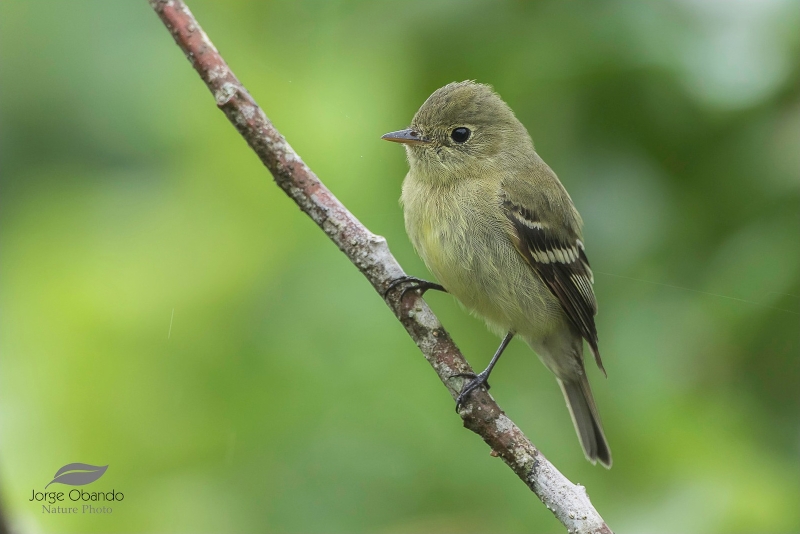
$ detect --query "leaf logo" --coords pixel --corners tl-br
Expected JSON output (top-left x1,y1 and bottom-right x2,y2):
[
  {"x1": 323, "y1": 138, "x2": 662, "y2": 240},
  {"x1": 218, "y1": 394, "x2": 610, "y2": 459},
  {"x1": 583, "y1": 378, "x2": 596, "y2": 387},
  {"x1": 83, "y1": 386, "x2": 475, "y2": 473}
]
[{"x1": 45, "y1": 463, "x2": 109, "y2": 489}]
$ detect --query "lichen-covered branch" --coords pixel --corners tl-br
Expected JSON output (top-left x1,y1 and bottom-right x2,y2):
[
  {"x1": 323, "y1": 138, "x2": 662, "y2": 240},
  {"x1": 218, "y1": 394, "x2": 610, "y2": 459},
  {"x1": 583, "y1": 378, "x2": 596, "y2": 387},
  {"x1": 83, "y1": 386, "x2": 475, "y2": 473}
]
[{"x1": 148, "y1": 2, "x2": 613, "y2": 532}]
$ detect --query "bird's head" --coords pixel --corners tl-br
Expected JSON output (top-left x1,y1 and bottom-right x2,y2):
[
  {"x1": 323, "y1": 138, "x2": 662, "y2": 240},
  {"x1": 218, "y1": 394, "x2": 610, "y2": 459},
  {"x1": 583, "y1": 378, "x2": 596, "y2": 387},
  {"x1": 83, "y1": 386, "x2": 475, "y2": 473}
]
[{"x1": 382, "y1": 81, "x2": 532, "y2": 183}]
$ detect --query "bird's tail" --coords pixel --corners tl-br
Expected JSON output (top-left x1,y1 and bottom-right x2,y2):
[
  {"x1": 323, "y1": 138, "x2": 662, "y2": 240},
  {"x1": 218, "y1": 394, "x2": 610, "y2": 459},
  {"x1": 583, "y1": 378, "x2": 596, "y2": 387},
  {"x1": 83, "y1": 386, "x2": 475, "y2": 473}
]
[{"x1": 557, "y1": 375, "x2": 612, "y2": 468}]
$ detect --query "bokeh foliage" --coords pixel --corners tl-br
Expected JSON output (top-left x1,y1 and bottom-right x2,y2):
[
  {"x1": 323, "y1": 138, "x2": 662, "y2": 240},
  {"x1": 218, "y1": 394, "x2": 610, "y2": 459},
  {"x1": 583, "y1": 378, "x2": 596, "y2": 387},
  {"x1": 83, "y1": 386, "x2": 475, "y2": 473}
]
[{"x1": 1, "y1": 1, "x2": 798, "y2": 532}]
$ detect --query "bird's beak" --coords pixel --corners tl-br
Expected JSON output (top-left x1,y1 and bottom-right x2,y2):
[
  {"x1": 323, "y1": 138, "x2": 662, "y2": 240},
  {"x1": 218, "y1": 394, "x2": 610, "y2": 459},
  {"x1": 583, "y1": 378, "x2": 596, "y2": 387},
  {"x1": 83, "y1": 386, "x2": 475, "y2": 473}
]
[{"x1": 381, "y1": 128, "x2": 431, "y2": 145}]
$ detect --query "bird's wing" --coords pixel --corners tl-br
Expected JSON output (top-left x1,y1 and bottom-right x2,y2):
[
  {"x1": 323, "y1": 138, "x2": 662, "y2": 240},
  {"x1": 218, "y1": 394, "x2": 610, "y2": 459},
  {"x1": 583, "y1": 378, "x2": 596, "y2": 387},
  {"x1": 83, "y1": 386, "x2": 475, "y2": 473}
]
[{"x1": 500, "y1": 178, "x2": 604, "y2": 374}]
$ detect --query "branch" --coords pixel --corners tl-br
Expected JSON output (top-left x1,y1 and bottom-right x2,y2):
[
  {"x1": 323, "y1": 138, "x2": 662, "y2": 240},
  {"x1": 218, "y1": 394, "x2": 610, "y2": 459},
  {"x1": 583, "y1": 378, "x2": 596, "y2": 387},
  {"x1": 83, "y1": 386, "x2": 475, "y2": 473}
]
[{"x1": 148, "y1": 2, "x2": 613, "y2": 532}]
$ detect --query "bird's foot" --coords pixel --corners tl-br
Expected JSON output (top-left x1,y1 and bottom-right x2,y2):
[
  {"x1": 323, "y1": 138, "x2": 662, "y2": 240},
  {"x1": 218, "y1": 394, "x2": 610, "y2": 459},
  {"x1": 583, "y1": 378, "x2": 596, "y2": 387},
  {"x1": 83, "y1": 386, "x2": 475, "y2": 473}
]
[
  {"x1": 453, "y1": 371, "x2": 491, "y2": 412},
  {"x1": 382, "y1": 276, "x2": 446, "y2": 299}
]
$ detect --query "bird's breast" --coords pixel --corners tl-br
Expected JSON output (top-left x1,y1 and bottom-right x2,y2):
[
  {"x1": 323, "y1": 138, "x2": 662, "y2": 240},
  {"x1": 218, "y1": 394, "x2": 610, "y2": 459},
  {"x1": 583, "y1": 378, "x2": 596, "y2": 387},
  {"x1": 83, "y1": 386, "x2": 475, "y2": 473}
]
[
  {"x1": 403, "y1": 178, "x2": 519, "y2": 330},
  {"x1": 401, "y1": 175, "x2": 557, "y2": 336},
  {"x1": 401, "y1": 178, "x2": 495, "y2": 292}
]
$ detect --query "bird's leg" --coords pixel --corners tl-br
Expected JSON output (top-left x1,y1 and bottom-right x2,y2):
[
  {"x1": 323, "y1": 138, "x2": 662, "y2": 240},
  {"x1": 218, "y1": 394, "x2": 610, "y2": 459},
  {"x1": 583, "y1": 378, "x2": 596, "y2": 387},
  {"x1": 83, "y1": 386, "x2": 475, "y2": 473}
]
[
  {"x1": 383, "y1": 275, "x2": 446, "y2": 300},
  {"x1": 454, "y1": 332, "x2": 514, "y2": 411}
]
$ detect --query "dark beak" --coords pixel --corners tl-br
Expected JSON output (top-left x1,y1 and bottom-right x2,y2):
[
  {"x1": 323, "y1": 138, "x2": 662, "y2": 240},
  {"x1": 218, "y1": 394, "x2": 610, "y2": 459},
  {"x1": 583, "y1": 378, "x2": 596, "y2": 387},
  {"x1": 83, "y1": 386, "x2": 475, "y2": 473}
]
[{"x1": 381, "y1": 128, "x2": 431, "y2": 145}]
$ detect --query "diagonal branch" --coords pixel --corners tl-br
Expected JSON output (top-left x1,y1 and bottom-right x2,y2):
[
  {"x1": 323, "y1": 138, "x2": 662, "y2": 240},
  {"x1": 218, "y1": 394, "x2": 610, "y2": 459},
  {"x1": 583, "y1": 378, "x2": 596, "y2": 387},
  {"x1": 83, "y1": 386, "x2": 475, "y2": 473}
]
[{"x1": 148, "y1": 2, "x2": 612, "y2": 532}]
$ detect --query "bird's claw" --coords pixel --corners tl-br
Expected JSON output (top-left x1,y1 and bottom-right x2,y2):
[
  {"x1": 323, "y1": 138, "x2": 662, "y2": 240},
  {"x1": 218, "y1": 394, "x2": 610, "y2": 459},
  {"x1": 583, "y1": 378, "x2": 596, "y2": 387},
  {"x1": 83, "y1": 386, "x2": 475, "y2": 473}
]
[
  {"x1": 453, "y1": 371, "x2": 491, "y2": 412},
  {"x1": 382, "y1": 276, "x2": 446, "y2": 299}
]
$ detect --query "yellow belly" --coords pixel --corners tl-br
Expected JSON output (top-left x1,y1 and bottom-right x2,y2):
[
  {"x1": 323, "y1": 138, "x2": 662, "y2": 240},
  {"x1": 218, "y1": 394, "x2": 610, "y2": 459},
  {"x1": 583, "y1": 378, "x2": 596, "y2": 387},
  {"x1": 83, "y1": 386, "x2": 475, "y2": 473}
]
[{"x1": 401, "y1": 176, "x2": 562, "y2": 339}]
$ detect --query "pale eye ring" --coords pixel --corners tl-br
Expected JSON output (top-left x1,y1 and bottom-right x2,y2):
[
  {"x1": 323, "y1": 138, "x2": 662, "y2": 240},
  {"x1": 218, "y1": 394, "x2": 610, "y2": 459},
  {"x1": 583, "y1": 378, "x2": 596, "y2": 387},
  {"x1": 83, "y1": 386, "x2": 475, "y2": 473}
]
[{"x1": 450, "y1": 127, "x2": 471, "y2": 143}]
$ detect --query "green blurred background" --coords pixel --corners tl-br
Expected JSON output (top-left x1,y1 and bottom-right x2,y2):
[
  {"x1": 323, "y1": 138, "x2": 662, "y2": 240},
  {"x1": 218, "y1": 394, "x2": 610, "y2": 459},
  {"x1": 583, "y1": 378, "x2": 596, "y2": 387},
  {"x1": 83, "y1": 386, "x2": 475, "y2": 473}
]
[{"x1": 1, "y1": 1, "x2": 798, "y2": 532}]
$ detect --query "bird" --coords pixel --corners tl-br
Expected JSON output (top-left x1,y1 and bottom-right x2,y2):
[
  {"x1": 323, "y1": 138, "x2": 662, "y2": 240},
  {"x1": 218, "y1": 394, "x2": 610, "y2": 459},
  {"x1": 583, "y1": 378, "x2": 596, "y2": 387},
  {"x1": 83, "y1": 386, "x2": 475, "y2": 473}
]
[{"x1": 382, "y1": 81, "x2": 611, "y2": 467}]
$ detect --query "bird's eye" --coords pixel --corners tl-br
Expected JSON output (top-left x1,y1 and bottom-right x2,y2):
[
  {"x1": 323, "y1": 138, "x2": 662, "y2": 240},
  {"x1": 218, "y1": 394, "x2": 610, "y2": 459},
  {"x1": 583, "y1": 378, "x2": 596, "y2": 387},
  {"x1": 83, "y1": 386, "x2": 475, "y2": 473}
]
[{"x1": 450, "y1": 127, "x2": 471, "y2": 143}]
